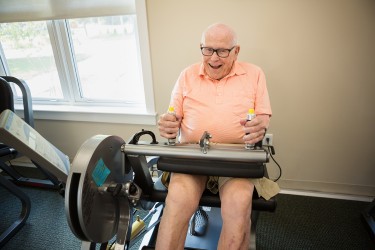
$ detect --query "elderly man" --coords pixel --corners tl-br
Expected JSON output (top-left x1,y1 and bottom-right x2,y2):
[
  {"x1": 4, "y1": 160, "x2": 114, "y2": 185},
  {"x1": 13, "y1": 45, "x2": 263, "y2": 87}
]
[{"x1": 156, "y1": 23, "x2": 272, "y2": 250}]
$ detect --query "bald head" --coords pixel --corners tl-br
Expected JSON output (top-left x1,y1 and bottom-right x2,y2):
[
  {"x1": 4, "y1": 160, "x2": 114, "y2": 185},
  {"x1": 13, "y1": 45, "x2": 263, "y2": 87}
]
[
  {"x1": 201, "y1": 23, "x2": 238, "y2": 47},
  {"x1": 199, "y1": 23, "x2": 240, "y2": 80}
]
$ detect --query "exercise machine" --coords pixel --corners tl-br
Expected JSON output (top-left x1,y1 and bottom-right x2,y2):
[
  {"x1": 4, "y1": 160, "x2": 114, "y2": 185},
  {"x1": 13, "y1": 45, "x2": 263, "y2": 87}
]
[
  {"x1": 0, "y1": 106, "x2": 68, "y2": 247},
  {"x1": 0, "y1": 76, "x2": 65, "y2": 190},
  {"x1": 65, "y1": 129, "x2": 277, "y2": 249},
  {"x1": 362, "y1": 198, "x2": 375, "y2": 242},
  {"x1": 0, "y1": 109, "x2": 277, "y2": 249}
]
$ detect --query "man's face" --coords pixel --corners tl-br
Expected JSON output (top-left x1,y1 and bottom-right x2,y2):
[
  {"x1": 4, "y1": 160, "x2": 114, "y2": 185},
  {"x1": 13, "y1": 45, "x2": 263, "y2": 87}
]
[{"x1": 201, "y1": 34, "x2": 239, "y2": 80}]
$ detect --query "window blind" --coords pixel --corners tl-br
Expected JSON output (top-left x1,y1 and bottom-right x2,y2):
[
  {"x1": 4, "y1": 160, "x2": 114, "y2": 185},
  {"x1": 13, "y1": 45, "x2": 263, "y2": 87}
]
[{"x1": 0, "y1": 0, "x2": 135, "y2": 22}]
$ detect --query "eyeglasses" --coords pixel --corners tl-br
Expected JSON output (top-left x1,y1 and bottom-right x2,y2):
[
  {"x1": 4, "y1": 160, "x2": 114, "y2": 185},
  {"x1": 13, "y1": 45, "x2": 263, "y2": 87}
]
[{"x1": 200, "y1": 46, "x2": 236, "y2": 58}]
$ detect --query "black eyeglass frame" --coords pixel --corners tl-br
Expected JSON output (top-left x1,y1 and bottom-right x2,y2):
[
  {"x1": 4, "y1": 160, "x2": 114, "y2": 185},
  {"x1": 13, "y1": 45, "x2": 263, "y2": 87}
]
[{"x1": 200, "y1": 46, "x2": 236, "y2": 58}]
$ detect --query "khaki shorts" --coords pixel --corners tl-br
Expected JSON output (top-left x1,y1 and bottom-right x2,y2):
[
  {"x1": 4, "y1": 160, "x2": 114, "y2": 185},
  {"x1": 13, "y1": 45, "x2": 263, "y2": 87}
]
[
  {"x1": 206, "y1": 176, "x2": 235, "y2": 194},
  {"x1": 161, "y1": 172, "x2": 279, "y2": 200},
  {"x1": 161, "y1": 172, "x2": 230, "y2": 193},
  {"x1": 161, "y1": 172, "x2": 251, "y2": 195}
]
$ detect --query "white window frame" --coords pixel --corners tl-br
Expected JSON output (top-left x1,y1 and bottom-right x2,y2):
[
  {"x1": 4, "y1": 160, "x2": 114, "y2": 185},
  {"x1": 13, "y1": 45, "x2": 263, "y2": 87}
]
[{"x1": 1, "y1": 0, "x2": 156, "y2": 125}]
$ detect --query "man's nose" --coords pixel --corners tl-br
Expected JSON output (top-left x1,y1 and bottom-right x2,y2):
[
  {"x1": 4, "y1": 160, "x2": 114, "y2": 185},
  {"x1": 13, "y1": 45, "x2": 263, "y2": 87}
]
[{"x1": 211, "y1": 51, "x2": 220, "y2": 60}]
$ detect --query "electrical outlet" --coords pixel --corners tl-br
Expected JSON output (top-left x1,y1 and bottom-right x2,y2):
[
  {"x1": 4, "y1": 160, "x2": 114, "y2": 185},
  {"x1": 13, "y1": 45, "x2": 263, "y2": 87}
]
[{"x1": 263, "y1": 133, "x2": 273, "y2": 146}]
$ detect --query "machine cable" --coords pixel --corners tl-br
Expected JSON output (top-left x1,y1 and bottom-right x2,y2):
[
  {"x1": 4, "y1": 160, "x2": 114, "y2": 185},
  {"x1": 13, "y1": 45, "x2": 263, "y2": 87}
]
[{"x1": 264, "y1": 145, "x2": 282, "y2": 182}]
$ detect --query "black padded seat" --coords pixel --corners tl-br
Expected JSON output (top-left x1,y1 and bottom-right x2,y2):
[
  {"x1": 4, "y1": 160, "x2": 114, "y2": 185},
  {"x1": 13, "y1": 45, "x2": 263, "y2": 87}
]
[{"x1": 157, "y1": 157, "x2": 265, "y2": 178}]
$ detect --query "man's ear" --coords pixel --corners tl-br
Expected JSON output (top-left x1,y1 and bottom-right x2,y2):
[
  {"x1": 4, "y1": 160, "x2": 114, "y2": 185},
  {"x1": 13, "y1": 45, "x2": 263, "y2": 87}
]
[{"x1": 235, "y1": 45, "x2": 240, "y2": 55}]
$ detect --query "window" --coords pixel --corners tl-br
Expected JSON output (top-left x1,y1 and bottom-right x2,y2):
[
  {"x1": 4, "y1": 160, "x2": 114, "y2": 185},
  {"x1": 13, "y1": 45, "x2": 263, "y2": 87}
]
[
  {"x1": 0, "y1": 0, "x2": 155, "y2": 125},
  {"x1": 1, "y1": 21, "x2": 63, "y2": 99}
]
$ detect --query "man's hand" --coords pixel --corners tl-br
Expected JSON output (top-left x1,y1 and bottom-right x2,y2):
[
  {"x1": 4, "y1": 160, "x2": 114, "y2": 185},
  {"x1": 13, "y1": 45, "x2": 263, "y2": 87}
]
[
  {"x1": 158, "y1": 113, "x2": 181, "y2": 139},
  {"x1": 240, "y1": 114, "x2": 270, "y2": 144}
]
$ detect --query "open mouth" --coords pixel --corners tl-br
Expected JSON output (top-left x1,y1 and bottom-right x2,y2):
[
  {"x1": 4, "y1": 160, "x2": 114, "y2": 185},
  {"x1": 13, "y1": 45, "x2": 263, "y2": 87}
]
[{"x1": 209, "y1": 64, "x2": 222, "y2": 69}]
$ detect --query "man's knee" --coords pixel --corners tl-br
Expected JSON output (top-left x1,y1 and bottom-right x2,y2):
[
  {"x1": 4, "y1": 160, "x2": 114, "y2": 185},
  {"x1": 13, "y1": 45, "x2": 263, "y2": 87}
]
[
  {"x1": 165, "y1": 173, "x2": 207, "y2": 212},
  {"x1": 220, "y1": 179, "x2": 254, "y2": 216}
]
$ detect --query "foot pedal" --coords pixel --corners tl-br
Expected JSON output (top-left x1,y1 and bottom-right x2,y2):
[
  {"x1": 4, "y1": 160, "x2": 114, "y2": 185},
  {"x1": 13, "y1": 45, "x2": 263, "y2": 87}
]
[{"x1": 189, "y1": 207, "x2": 209, "y2": 236}]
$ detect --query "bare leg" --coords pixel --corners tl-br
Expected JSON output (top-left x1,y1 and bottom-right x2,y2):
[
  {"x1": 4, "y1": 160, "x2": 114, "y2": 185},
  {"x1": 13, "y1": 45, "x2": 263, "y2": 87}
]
[
  {"x1": 218, "y1": 178, "x2": 254, "y2": 250},
  {"x1": 155, "y1": 173, "x2": 207, "y2": 250}
]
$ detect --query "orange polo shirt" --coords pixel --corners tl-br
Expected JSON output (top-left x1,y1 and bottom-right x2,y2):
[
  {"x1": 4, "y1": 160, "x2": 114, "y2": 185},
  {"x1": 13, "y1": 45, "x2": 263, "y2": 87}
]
[{"x1": 170, "y1": 61, "x2": 272, "y2": 144}]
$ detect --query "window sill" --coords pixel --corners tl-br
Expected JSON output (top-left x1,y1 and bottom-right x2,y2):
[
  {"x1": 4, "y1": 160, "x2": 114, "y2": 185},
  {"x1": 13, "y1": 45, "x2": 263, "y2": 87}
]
[{"x1": 15, "y1": 103, "x2": 157, "y2": 125}]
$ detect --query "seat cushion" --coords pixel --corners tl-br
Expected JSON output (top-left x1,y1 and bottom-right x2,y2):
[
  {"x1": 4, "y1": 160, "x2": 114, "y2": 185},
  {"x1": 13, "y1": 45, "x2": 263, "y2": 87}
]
[{"x1": 157, "y1": 157, "x2": 265, "y2": 178}]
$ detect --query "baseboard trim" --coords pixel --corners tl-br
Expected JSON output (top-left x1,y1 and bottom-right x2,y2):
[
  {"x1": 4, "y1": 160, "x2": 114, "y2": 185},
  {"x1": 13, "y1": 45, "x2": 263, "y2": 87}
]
[
  {"x1": 280, "y1": 189, "x2": 373, "y2": 202},
  {"x1": 278, "y1": 179, "x2": 375, "y2": 202}
]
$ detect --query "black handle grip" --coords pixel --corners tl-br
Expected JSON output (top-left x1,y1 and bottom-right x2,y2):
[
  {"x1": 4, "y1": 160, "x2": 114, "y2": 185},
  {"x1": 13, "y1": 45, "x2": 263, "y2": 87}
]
[{"x1": 128, "y1": 129, "x2": 158, "y2": 145}]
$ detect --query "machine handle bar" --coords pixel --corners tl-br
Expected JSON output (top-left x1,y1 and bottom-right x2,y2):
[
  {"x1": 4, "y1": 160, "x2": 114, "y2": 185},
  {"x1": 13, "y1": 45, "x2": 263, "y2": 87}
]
[{"x1": 124, "y1": 143, "x2": 269, "y2": 163}]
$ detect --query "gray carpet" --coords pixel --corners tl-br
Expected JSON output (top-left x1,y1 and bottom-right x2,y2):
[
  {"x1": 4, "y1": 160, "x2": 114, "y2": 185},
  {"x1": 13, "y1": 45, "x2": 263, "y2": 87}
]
[
  {"x1": 0, "y1": 185, "x2": 374, "y2": 250},
  {"x1": 257, "y1": 194, "x2": 374, "y2": 250},
  {"x1": 1, "y1": 185, "x2": 80, "y2": 249}
]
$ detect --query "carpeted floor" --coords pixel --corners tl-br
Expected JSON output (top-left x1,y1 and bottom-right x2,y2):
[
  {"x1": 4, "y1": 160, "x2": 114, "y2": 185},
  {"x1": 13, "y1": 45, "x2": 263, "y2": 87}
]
[
  {"x1": 1, "y1": 183, "x2": 373, "y2": 250},
  {"x1": 1, "y1": 185, "x2": 81, "y2": 249},
  {"x1": 257, "y1": 194, "x2": 374, "y2": 250}
]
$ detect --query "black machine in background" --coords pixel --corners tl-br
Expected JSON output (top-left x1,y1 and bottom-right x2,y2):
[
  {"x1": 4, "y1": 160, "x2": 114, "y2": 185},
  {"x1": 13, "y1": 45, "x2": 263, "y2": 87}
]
[
  {"x1": 0, "y1": 76, "x2": 64, "y2": 190},
  {"x1": 0, "y1": 76, "x2": 64, "y2": 247},
  {"x1": 362, "y1": 198, "x2": 375, "y2": 242}
]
